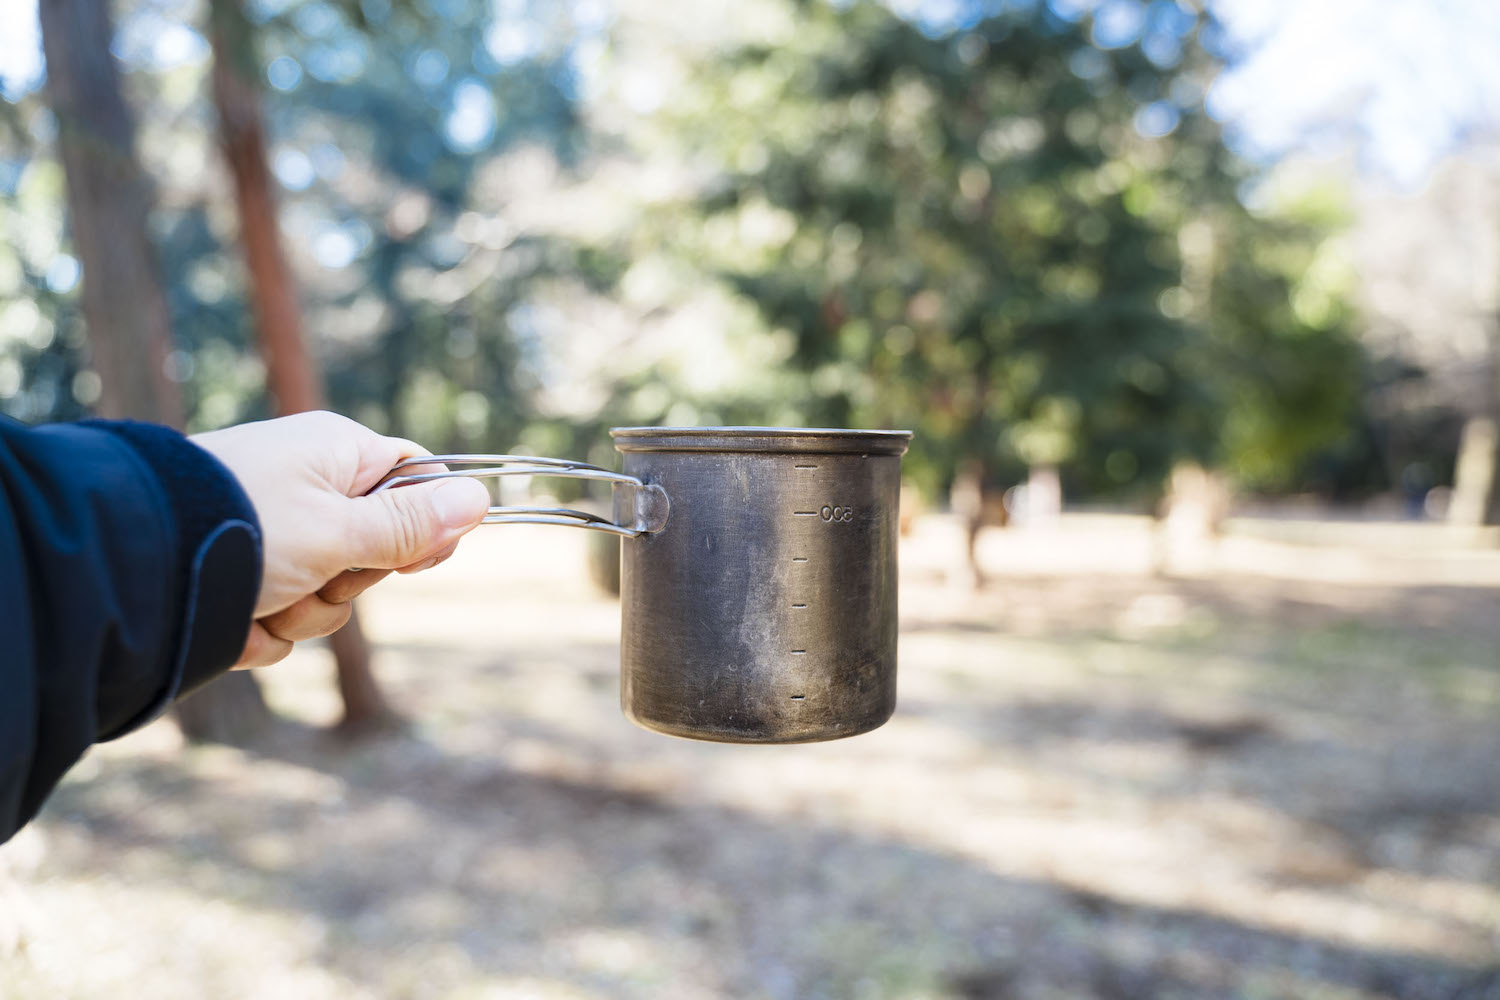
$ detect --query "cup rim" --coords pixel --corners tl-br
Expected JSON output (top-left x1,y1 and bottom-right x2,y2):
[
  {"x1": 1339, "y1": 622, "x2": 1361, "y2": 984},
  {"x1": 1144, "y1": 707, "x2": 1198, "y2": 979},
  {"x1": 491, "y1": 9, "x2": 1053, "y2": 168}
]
[{"x1": 609, "y1": 426, "x2": 912, "y2": 456}]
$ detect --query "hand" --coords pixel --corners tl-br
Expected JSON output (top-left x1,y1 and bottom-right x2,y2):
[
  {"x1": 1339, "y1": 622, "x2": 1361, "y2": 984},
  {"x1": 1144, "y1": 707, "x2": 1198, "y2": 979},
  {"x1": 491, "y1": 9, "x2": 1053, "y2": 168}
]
[{"x1": 190, "y1": 411, "x2": 491, "y2": 667}]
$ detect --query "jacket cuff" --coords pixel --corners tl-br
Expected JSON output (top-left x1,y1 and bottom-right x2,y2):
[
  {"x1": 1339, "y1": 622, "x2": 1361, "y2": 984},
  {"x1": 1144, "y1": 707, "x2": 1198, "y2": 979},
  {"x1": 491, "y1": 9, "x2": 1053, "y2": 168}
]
[{"x1": 82, "y1": 420, "x2": 263, "y2": 737}]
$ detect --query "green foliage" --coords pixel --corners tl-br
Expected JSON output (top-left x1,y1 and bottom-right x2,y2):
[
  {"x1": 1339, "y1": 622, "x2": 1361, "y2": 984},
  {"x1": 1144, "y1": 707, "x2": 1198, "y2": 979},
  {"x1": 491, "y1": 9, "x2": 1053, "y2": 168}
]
[
  {"x1": 1, "y1": 0, "x2": 590, "y2": 453},
  {"x1": 660, "y1": 0, "x2": 1362, "y2": 499},
  {"x1": 1, "y1": 0, "x2": 1365, "y2": 502},
  {"x1": 0, "y1": 111, "x2": 89, "y2": 423},
  {"x1": 238, "y1": 0, "x2": 590, "y2": 448},
  {"x1": 1202, "y1": 185, "x2": 1364, "y2": 493}
]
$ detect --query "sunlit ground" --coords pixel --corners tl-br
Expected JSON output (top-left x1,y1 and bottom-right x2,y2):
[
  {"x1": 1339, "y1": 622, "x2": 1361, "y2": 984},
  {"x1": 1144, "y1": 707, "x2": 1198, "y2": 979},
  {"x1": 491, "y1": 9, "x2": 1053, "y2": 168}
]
[{"x1": 3, "y1": 514, "x2": 1499, "y2": 999}]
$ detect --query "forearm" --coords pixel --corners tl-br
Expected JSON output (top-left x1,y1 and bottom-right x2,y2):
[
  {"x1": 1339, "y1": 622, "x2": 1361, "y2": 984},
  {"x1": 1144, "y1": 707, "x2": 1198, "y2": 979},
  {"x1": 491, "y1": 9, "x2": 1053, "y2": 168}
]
[{"x1": 0, "y1": 417, "x2": 261, "y2": 841}]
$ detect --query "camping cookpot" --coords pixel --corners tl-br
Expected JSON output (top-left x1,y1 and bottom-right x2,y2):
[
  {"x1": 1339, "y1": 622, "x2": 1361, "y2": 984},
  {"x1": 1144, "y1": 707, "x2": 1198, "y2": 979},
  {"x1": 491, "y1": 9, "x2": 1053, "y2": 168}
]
[{"x1": 370, "y1": 427, "x2": 913, "y2": 743}]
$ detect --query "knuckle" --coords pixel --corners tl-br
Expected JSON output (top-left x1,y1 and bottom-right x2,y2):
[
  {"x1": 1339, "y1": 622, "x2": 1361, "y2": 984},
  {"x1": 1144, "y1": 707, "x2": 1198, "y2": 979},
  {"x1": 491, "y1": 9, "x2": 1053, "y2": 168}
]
[
  {"x1": 260, "y1": 611, "x2": 300, "y2": 641},
  {"x1": 319, "y1": 578, "x2": 352, "y2": 604},
  {"x1": 390, "y1": 493, "x2": 430, "y2": 560},
  {"x1": 327, "y1": 601, "x2": 353, "y2": 633},
  {"x1": 238, "y1": 625, "x2": 294, "y2": 668},
  {"x1": 262, "y1": 641, "x2": 294, "y2": 666},
  {"x1": 309, "y1": 409, "x2": 346, "y2": 429}
]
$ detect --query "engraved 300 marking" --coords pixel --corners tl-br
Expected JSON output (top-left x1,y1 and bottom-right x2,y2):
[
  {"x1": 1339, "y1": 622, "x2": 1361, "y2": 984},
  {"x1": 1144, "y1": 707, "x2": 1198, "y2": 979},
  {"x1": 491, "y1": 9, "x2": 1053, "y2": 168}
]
[{"x1": 793, "y1": 506, "x2": 854, "y2": 521}]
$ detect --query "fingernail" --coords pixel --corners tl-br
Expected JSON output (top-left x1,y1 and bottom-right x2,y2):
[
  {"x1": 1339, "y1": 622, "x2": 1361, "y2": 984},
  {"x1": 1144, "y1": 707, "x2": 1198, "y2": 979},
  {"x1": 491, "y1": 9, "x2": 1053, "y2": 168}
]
[{"x1": 433, "y1": 477, "x2": 488, "y2": 529}]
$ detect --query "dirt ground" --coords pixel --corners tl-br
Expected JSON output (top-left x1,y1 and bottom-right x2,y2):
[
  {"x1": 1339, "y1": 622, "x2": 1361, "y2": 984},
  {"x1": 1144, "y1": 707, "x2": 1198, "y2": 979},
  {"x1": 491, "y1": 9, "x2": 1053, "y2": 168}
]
[{"x1": 3, "y1": 514, "x2": 1499, "y2": 1000}]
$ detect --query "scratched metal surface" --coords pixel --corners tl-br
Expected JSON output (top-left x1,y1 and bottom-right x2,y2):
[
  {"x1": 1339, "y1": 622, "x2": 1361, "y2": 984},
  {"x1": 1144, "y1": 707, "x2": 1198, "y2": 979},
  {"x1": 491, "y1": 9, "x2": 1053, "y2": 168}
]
[{"x1": 613, "y1": 428, "x2": 912, "y2": 743}]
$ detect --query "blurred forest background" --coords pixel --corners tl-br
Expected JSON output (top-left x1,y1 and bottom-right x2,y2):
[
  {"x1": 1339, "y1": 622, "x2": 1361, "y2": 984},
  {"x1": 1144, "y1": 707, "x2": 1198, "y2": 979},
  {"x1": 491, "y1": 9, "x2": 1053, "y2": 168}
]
[
  {"x1": 4, "y1": 0, "x2": 1498, "y2": 514},
  {"x1": 3, "y1": 1, "x2": 1500, "y2": 997}
]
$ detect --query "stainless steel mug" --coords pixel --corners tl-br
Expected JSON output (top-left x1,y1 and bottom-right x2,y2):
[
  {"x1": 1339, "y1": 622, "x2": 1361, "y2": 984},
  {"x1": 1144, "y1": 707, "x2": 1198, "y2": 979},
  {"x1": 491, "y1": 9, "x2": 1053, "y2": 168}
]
[{"x1": 371, "y1": 426, "x2": 913, "y2": 743}]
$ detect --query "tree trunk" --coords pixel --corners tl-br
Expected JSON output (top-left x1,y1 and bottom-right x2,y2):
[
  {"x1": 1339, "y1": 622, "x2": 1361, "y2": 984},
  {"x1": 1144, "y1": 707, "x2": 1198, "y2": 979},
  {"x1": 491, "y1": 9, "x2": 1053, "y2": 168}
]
[
  {"x1": 39, "y1": 0, "x2": 180, "y2": 424},
  {"x1": 40, "y1": 0, "x2": 270, "y2": 744},
  {"x1": 209, "y1": 0, "x2": 397, "y2": 733},
  {"x1": 172, "y1": 673, "x2": 271, "y2": 744},
  {"x1": 1449, "y1": 414, "x2": 1499, "y2": 527},
  {"x1": 949, "y1": 460, "x2": 989, "y2": 589},
  {"x1": 1449, "y1": 341, "x2": 1500, "y2": 527},
  {"x1": 330, "y1": 606, "x2": 402, "y2": 736}
]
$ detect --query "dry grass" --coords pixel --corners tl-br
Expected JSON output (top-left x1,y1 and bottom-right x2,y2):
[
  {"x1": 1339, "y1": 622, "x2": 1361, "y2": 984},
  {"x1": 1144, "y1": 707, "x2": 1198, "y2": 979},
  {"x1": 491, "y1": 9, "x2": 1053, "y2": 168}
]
[{"x1": 3, "y1": 514, "x2": 1499, "y2": 999}]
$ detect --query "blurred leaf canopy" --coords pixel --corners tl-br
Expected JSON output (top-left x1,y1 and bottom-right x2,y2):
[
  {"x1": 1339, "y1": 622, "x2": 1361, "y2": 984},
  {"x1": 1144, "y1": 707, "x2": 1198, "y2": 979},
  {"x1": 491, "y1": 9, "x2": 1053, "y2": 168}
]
[
  {"x1": 649, "y1": 0, "x2": 1361, "y2": 497},
  {"x1": 0, "y1": 0, "x2": 1365, "y2": 500}
]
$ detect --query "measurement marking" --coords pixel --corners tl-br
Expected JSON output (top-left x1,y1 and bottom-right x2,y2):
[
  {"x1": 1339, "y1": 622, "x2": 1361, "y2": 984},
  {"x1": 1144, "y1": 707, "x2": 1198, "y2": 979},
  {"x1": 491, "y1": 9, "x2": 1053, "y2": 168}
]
[
  {"x1": 793, "y1": 511, "x2": 818, "y2": 516},
  {"x1": 792, "y1": 557, "x2": 809, "y2": 563},
  {"x1": 791, "y1": 603, "x2": 807, "y2": 609},
  {"x1": 791, "y1": 649, "x2": 807, "y2": 655},
  {"x1": 794, "y1": 463, "x2": 818, "y2": 469}
]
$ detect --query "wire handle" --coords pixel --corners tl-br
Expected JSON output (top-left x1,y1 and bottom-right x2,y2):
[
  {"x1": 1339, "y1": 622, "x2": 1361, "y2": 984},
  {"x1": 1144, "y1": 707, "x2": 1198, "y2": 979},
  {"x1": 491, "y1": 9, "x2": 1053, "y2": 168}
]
[{"x1": 367, "y1": 454, "x2": 670, "y2": 538}]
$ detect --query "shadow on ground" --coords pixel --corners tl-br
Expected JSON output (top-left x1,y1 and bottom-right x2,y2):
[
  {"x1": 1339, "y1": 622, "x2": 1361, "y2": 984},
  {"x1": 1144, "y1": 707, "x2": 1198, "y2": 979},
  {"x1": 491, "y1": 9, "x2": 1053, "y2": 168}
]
[
  {"x1": 10, "y1": 523, "x2": 1500, "y2": 999},
  {"x1": 36, "y1": 715, "x2": 1500, "y2": 1000}
]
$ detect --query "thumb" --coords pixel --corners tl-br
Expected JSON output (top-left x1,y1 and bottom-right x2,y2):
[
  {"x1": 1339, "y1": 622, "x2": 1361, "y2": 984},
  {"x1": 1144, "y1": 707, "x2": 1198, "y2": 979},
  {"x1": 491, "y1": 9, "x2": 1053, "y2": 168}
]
[{"x1": 343, "y1": 476, "x2": 490, "y2": 570}]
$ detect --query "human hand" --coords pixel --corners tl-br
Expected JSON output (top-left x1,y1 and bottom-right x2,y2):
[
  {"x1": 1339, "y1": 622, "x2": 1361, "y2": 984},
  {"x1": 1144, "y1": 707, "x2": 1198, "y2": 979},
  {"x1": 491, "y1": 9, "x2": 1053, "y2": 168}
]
[{"x1": 190, "y1": 411, "x2": 491, "y2": 667}]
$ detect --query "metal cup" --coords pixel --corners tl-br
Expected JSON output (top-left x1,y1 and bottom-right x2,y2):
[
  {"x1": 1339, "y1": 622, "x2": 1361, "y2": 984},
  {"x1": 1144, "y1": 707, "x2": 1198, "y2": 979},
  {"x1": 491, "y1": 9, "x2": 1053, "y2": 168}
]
[{"x1": 370, "y1": 426, "x2": 913, "y2": 743}]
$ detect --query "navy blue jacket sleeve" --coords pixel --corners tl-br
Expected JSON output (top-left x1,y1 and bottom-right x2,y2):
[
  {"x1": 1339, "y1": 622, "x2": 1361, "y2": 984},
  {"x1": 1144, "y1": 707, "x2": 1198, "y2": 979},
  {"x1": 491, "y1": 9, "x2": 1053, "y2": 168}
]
[{"x1": 0, "y1": 416, "x2": 262, "y2": 842}]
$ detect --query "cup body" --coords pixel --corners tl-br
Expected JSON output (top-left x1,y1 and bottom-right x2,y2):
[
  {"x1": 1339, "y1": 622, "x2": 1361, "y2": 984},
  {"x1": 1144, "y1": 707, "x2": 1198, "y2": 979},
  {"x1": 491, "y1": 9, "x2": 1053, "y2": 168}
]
[{"x1": 612, "y1": 427, "x2": 910, "y2": 743}]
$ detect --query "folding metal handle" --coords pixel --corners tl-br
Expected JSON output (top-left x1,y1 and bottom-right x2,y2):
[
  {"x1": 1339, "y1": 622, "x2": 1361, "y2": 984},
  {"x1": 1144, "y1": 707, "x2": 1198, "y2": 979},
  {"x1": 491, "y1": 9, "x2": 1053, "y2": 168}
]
[{"x1": 367, "y1": 454, "x2": 670, "y2": 538}]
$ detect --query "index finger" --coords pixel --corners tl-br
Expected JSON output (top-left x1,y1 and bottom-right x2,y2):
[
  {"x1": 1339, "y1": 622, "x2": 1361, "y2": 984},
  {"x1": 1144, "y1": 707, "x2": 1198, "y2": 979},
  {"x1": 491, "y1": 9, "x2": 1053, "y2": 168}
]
[{"x1": 352, "y1": 436, "x2": 443, "y2": 497}]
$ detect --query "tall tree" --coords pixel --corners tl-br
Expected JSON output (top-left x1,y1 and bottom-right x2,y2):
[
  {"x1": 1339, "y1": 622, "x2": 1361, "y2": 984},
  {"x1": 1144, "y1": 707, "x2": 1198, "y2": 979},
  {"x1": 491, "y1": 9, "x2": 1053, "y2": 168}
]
[
  {"x1": 209, "y1": 0, "x2": 396, "y2": 733},
  {"x1": 1450, "y1": 393, "x2": 1500, "y2": 526},
  {"x1": 662, "y1": 0, "x2": 1360, "y2": 503},
  {"x1": 39, "y1": 0, "x2": 270, "y2": 743},
  {"x1": 38, "y1": 0, "x2": 181, "y2": 423},
  {"x1": 244, "y1": 0, "x2": 583, "y2": 451}
]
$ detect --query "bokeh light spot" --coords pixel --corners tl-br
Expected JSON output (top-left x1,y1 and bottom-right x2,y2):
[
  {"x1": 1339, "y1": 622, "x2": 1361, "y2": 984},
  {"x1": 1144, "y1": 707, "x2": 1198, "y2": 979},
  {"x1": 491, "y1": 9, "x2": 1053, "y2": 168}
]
[{"x1": 266, "y1": 55, "x2": 303, "y2": 92}]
